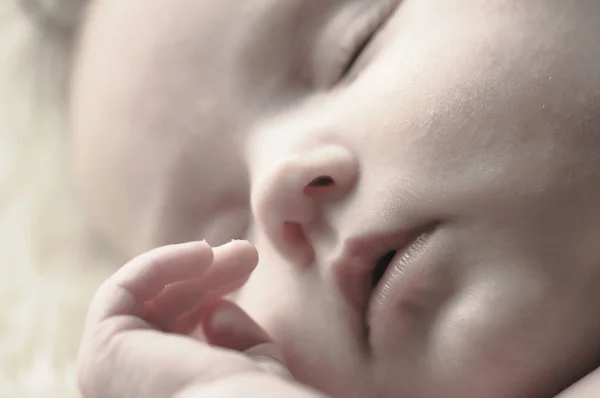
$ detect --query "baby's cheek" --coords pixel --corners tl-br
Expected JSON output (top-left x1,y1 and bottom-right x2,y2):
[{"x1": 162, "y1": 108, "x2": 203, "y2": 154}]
[
  {"x1": 426, "y1": 271, "x2": 591, "y2": 396},
  {"x1": 233, "y1": 240, "x2": 313, "y2": 346},
  {"x1": 235, "y1": 259, "x2": 293, "y2": 327}
]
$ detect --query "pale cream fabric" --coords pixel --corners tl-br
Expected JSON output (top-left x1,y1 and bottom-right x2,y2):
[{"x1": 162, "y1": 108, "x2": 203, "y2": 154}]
[{"x1": 0, "y1": 2, "x2": 115, "y2": 397}]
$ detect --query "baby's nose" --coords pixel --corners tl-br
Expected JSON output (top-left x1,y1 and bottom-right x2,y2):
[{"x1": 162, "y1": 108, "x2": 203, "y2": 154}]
[{"x1": 252, "y1": 145, "x2": 359, "y2": 265}]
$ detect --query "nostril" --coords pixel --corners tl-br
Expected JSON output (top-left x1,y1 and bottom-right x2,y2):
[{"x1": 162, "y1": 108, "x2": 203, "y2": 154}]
[
  {"x1": 309, "y1": 176, "x2": 334, "y2": 187},
  {"x1": 283, "y1": 221, "x2": 307, "y2": 246},
  {"x1": 304, "y1": 176, "x2": 335, "y2": 195}
]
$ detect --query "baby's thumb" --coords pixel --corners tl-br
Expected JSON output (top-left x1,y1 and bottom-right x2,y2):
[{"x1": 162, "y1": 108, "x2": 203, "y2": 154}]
[{"x1": 203, "y1": 299, "x2": 292, "y2": 379}]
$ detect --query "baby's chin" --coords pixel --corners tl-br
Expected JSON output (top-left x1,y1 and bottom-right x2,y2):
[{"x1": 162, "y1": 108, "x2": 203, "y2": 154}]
[
  {"x1": 282, "y1": 337, "x2": 585, "y2": 398},
  {"x1": 239, "y1": 281, "x2": 598, "y2": 398}
]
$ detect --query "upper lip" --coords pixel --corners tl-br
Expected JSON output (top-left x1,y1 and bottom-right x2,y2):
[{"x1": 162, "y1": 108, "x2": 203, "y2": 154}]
[{"x1": 332, "y1": 224, "x2": 432, "y2": 332}]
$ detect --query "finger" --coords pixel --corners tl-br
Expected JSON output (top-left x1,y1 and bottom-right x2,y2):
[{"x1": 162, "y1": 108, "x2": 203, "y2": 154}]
[
  {"x1": 203, "y1": 299, "x2": 293, "y2": 378},
  {"x1": 79, "y1": 328, "x2": 263, "y2": 398},
  {"x1": 201, "y1": 299, "x2": 293, "y2": 378},
  {"x1": 202, "y1": 299, "x2": 272, "y2": 351},
  {"x1": 149, "y1": 276, "x2": 250, "y2": 333},
  {"x1": 245, "y1": 343, "x2": 293, "y2": 380},
  {"x1": 148, "y1": 240, "x2": 257, "y2": 314},
  {"x1": 145, "y1": 280, "x2": 207, "y2": 330},
  {"x1": 205, "y1": 275, "x2": 251, "y2": 297},
  {"x1": 176, "y1": 373, "x2": 326, "y2": 398},
  {"x1": 114, "y1": 241, "x2": 214, "y2": 300},
  {"x1": 87, "y1": 241, "x2": 214, "y2": 326},
  {"x1": 197, "y1": 240, "x2": 259, "y2": 289},
  {"x1": 146, "y1": 241, "x2": 258, "y2": 329},
  {"x1": 168, "y1": 285, "x2": 229, "y2": 336}
]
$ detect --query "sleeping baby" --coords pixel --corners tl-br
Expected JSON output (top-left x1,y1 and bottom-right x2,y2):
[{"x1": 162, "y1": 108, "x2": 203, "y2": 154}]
[{"x1": 69, "y1": 0, "x2": 600, "y2": 397}]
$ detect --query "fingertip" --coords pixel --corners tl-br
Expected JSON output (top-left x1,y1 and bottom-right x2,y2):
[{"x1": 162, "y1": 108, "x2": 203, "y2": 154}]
[
  {"x1": 221, "y1": 240, "x2": 259, "y2": 265},
  {"x1": 209, "y1": 240, "x2": 259, "y2": 280},
  {"x1": 144, "y1": 240, "x2": 215, "y2": 269},
  {"x1": 188, "y1": 240, "x2": 215, "y2": 260}
]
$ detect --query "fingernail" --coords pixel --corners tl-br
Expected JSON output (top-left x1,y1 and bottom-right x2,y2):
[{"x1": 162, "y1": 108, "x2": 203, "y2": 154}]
[
  {"x1": 216, "y1": 239, "x2": 241, "y2": 249},
  {"x1": 245, "y1": 343, "x2": 293, "y2": 380},
  {"x1": 252, "y1": 355, "x2": 294, "y2": 380},
  {"x1": 209, "y1": 305, "x2": 242, "y2": 332}
]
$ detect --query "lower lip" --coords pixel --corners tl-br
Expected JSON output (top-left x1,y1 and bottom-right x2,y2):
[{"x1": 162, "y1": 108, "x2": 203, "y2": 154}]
[{"x1": 366, "y1": 231, "x2": 433, "y2": 338}]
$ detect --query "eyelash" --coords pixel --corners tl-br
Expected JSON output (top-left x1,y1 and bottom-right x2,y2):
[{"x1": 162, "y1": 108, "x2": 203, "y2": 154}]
[{"x1": 335, "y1": 1, "x2": 396, "y2": 84}]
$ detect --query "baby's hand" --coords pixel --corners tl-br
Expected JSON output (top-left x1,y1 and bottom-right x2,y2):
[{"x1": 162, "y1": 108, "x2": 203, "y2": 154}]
[{"x1": 77, "y1": 240, "x2": 324, "y2": 398}]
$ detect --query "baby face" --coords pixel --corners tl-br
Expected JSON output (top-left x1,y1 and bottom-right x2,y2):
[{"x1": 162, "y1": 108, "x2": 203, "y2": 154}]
[{"x1": 71, "y1": 0, "x2": 600, "y2": 397}]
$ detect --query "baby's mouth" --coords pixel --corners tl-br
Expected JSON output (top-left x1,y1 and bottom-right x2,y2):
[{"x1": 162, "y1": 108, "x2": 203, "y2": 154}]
[
  {"x1": 371, "y1": 250, "x2": 397, "y2": 288},
  {"x1": 333, "y1": 223, "x2": 437, "y2": 342}
]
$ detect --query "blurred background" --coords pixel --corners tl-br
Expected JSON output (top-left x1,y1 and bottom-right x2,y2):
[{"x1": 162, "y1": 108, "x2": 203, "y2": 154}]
[{"x1": 0, "y1": 1, "x2": 115, "y2": 397}]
